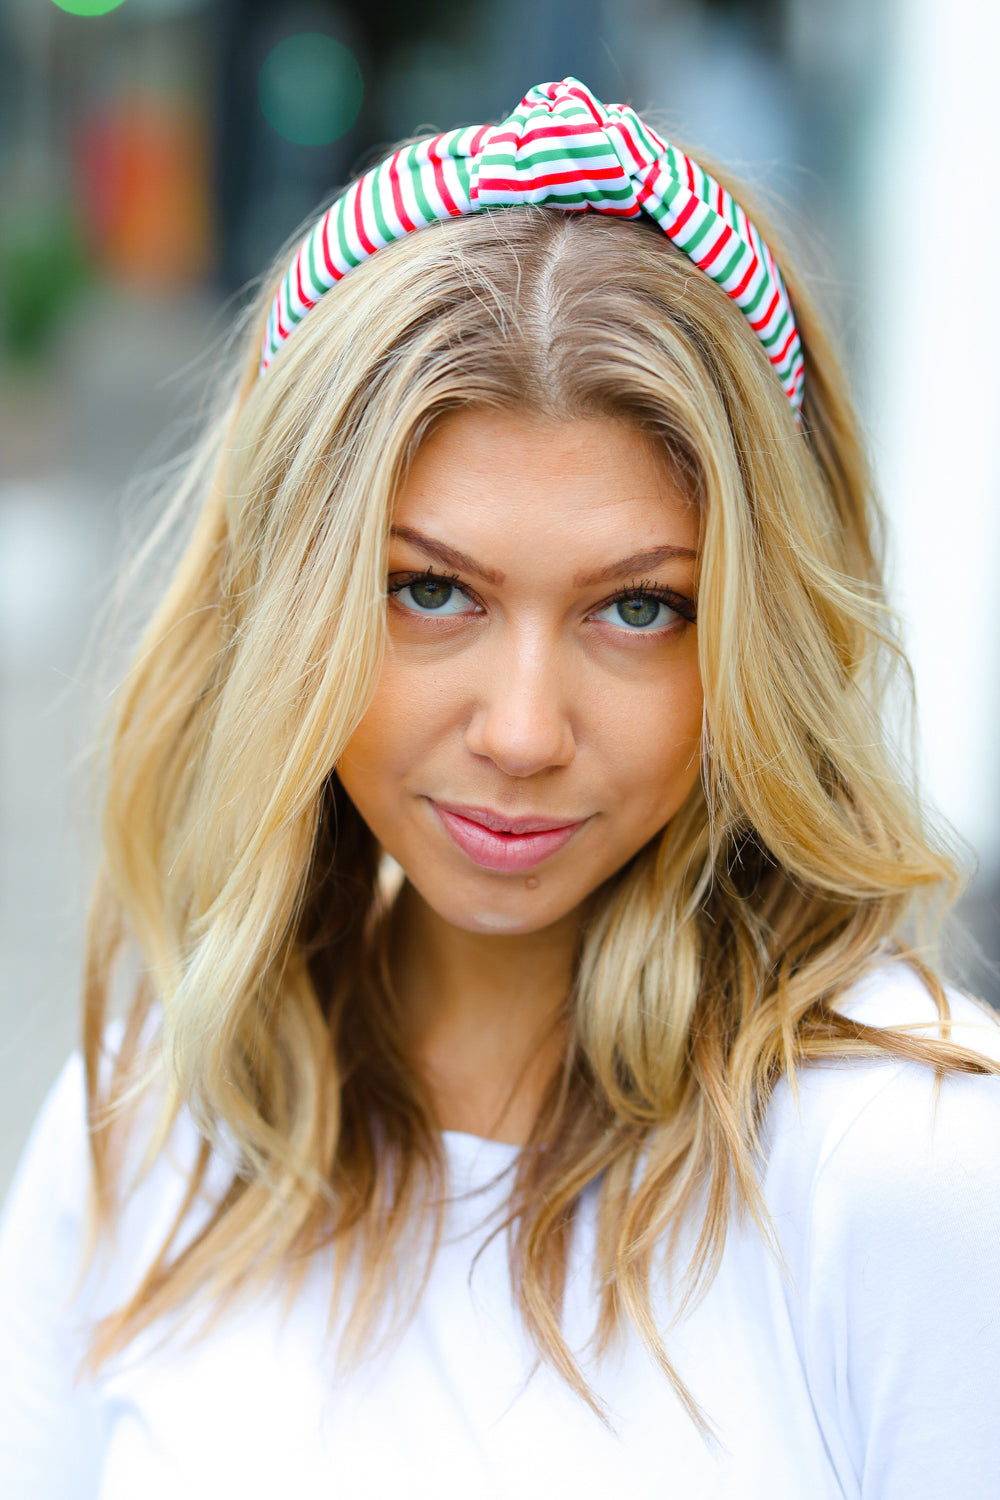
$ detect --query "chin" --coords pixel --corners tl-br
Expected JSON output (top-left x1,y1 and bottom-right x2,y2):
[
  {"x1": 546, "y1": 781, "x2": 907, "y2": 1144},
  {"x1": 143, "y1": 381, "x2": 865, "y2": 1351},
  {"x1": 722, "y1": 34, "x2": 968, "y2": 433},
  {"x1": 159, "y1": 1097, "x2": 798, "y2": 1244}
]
[
  {"x1": 465, "y1": 908, "x2": 538, "y2": 933},
  {"x1": 417, "y1": 874, "x2": 583, "y2": 937}
]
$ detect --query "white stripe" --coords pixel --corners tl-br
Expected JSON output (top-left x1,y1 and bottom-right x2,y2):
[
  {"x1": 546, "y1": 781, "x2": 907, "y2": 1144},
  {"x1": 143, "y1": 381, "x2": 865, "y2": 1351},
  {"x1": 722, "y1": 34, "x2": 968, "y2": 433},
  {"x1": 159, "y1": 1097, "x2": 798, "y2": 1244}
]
[
  {"x1": 439, "y1": 153, "x2": 473, "y2": 214},
  {"x1": 753, "y1": 286, "x2": 787, "y2": 343},
  {"x1": 717, "y1": 240, "x2": 753, "y2": 295},
  {"x1": 320, "y1": 199, "x2": 350, "y2": 278},
  {"x1": 300, "y1": 222, "x2": 331, "y2": 299},
  {"x1": 396, "y1": 154, "x2": 435, "y2": 230},
  {"x1": 372, "y1": 163, "x2": 406, "y2": 240},
  {"x1": 336, "y1": 182, "x2": 373, "y2": 265},
  {"x1": 284, "y1": 258, "x2": 309, "y2": 322},
  {"x1": 415, "y1": 159, "x2": 451, "y2": 220},
  {"x1": 360, "y1": 171, "x2": 392, "y2": 251}
]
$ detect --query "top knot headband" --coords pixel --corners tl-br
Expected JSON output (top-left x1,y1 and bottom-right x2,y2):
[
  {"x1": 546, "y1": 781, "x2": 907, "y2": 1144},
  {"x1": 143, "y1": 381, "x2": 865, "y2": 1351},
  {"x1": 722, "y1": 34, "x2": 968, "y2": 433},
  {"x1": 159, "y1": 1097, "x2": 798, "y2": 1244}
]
[{"x1": 261, "y1": 77, "x2": 805, "y2": 418}]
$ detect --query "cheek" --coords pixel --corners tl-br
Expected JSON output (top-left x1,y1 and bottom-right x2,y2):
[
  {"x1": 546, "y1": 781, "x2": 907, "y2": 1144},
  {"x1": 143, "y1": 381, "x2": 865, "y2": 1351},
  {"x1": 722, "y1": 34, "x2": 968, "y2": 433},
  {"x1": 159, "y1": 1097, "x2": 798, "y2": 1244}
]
[
  {"x1": 600, "y1": 662, "x2": 704, "y2": 821},
  {"x1": 337, "y1": 674, "x2": 401, "y2": 815},
  {"x1": 337, "y1": 654, "x2": 456, "y2": 808}
]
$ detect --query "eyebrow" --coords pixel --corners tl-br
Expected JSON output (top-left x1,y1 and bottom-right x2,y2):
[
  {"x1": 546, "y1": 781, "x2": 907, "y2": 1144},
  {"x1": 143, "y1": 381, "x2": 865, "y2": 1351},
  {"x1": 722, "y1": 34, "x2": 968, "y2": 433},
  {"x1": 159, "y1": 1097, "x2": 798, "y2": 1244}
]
[
  {"x1": 389, "y1": 527, "x2": 697, "y2": 590},
  {"x1": 573, "y1": 546, "x2": 698, "y2": 588},
  {"x1": 389, "y1": 526, "x2": 506, "y2": 585}
]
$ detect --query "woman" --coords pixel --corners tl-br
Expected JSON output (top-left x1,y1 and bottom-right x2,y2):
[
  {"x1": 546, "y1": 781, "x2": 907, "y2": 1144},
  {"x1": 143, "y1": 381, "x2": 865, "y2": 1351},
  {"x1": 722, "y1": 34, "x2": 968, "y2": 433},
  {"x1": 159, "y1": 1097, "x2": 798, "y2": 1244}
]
[{"x1": 1, "y1": 79, "x2": 998, "y2": 1499}]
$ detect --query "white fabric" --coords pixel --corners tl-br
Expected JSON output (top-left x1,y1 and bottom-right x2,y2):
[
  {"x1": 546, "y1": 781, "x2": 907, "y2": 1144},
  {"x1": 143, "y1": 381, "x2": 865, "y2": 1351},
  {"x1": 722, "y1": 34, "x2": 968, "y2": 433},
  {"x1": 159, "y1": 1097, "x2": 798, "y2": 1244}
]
[{"x1": 1, "y1": 963, "x2": 998, "y2": 1499}]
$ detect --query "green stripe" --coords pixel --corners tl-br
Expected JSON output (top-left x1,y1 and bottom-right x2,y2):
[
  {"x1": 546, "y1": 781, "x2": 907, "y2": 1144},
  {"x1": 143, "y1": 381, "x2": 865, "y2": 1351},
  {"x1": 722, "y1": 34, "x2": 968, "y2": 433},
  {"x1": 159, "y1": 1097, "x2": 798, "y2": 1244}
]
[
  {"x1": 407, "y1": 145, "x2": 435, "y2": 223},
  {"x1": 659, "y1": 172, "x2": 682, "y2": 207},
  {"x1": 438, "y1": 126, "x2": 469, "y2": 160},
  {"x1": 760, "y1": 307, "x2": 790, "y2": 349},
  {"x1": 453, "y1": 156, "x2": 472, "y2": 202},
  {"x1": 629, "y1": 114, "x2": 665, "y2": 163},
  {"x1": 334, "y1": 198, "x2": 360, "y2": 270},
  {"x1": 530, "y1": 188, "x2": 598, "y2": 206},
  {"x1": 742, "y1": 272, "x2": 768, "y2": 319},
  {"x1": 281, "y1": 267, "x2": 300, "y2": 326},
  {"x1": 479, "y1": 141, "x2": 618, "y2": 170},
  {"x1": 305, "y1": 230, "x2": 326, "y2": 297},
  {"x1": 678, "y1": 208, "x2": 714, "y2": 255},
  {"x1": 715, "y1": 240, "x2": 745, "y2": 288},
  {"x1": 369, "y1": 168, "x2": 393, "y2": 244}
]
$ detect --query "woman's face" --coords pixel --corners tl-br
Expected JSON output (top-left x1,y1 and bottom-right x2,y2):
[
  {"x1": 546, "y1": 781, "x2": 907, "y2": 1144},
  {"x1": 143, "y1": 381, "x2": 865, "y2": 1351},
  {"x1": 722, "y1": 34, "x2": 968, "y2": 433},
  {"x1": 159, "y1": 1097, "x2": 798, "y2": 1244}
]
[{"x1": 338, "y1": 408, "x2": 704, "y2": 936}]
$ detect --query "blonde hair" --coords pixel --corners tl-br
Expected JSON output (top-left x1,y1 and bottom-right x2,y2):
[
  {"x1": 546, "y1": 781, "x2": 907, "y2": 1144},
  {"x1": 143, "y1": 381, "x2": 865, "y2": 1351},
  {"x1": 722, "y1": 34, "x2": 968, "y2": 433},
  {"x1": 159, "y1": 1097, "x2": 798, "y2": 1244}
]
[{"x1": 84, "y1": 173, "x2": 996, "y2": 1420}]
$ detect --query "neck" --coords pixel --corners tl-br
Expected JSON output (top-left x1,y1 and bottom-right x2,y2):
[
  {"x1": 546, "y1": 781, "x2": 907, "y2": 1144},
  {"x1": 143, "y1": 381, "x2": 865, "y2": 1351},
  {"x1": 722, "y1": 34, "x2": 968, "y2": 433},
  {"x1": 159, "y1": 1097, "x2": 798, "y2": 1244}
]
[{"x1": 389, "y1": 881, "x2": 581, "y2": 1144}]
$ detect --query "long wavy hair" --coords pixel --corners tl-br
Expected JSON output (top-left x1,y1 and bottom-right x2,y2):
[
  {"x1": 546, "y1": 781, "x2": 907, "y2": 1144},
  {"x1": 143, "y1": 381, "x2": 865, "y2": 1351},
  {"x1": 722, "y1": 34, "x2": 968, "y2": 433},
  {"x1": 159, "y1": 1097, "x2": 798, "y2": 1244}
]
[{"x1": 83, "y1": 160, "x2": 997, "y2": 1421}]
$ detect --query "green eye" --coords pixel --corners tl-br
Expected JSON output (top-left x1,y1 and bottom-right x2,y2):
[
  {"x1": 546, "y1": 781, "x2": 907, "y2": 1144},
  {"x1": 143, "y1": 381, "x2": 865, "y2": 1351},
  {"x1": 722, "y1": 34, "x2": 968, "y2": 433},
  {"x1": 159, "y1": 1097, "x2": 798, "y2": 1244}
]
[
  {"x1": 592, "y1": 593, "x2": 680, "y2": 631},
  {"x1": 615, "y1": 596, "x2": 661, "y2": 628},
  {"x1": 391, "y1": 574, "x2": 475, "y2": 616},
  {"x1": 409, "y1": 577, "x2": 454, "y2": 610}
]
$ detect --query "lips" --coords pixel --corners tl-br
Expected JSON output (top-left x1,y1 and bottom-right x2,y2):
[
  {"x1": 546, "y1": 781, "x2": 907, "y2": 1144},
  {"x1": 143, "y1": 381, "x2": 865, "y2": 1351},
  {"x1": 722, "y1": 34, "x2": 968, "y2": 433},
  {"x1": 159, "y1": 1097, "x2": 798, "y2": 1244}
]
[{"x1": 429, "y1": 800, "x2": 587, "y2": 873}]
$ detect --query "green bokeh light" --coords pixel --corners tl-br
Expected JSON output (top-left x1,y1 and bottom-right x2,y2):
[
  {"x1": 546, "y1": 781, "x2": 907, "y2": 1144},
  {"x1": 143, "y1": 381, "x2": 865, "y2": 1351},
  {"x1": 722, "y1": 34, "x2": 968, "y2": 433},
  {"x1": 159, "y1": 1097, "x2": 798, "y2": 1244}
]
[
  {"x1": 50, "y1": 0, "x2": 129, "y2": 15},
  {"x1": 259, "y1": 34, "x2": 364, "y2": 148}
]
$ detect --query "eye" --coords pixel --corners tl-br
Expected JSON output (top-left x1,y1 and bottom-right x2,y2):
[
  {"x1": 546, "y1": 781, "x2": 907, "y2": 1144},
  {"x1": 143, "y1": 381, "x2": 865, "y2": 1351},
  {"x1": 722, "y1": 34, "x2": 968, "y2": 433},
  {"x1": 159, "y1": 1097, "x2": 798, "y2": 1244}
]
[
  {"x1": 593, "y1": 590, "x2": 684, "y2": 632},
  {"x1": 390, "y1": 572, "x2": 478, "y2": 616}
]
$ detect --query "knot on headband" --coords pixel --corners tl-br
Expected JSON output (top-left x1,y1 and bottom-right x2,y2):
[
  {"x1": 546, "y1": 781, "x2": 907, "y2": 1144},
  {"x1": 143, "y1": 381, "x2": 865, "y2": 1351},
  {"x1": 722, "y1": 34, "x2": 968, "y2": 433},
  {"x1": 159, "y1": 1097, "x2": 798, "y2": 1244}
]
[
  {"x1": 261, "y1": 78, "x2": 804, "y2": 419},
  {"x1": 474, "y1": 80, "x2": 660, "y2": 213}
]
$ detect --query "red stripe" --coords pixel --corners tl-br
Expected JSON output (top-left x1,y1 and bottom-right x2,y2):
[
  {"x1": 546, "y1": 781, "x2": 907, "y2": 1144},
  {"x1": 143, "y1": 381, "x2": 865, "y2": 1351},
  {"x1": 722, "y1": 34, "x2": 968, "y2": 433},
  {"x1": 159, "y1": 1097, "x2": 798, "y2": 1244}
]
[
  {"x1": 637, "y1": 114, "x2": 667, "y2": 158},
  {"x1": 353, "y1": 182, "x2": 378, "y2": 256},
  {"x1": 468, "y1": 124, "x2": 491, "y2": 156},
  {"x1": 685, "y1": 154, "x2": 696, "y2": 192},
  {"x1": 428, "y1": 140, "x2": 460, "y2": 216},
  {"x1": 566, "y1": 82, "x2": 604, "y2": 125},
  {"x1": 750, "y1": 288, "x2": 780, "y2": 332},
  {"x1": 731, "y1": 250, "x2": 759, "y2": 299},
  {"x1": 669, "y1": 193, "x2": 699, "y2": 236},
  {"x1": 695, "y1": 222, "x2": 733, "y2": 272},
  {"x1": 481, "y1": 166, "x2": 627, "y2": 191},
  {"x1": 774, "y1": 326, "x2": 798, "y2": 365},
  {"x1": 388, "y1": 153, "x2": 416, "y2": 233},
  {"x1": 637, "y1": 161, "x2": 658, "y2": 199},
  {"x1": 319, "y1": 213, "x2": 342, "y2": 282},
  {"x1": 320, "y1": 211, "x2": 344, "y2": 282},
  {"x1": 294, "y1": 257, "x2": 316, "y2": 312},
  {"x1": 715, "y1": 181, "x2": 725, "y2": 216},
  {"x1": 274, "y1": 288, "x2": 290, "y2": 341},
  {"x1": 613, "y1": 119, "x2": 647, "y2": 170},
  {"x1": 488, "y1": 120, "x2": 605, "y2": 149}
]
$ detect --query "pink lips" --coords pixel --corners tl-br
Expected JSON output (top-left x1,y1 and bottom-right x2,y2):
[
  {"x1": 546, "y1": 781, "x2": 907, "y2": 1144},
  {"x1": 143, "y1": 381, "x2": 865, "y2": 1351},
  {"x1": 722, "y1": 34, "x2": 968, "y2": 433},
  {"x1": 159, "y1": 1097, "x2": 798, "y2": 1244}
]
[{"x1": 430, "y1": 801, "x2": 586, "y2": 873}]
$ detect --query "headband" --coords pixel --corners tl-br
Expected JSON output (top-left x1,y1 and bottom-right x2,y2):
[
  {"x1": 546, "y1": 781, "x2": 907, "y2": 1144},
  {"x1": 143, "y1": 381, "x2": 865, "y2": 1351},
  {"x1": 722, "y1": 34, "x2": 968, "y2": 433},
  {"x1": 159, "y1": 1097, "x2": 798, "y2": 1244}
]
[{"x1": 260, "y1": 78, "x2": 805, "y2": 418}]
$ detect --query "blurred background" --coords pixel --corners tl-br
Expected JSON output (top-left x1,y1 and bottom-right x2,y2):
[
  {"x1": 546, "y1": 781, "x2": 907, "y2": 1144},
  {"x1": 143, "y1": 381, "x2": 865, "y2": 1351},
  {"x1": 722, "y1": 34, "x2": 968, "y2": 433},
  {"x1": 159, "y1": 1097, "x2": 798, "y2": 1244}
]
[{"x1": 2, "y1": 0, "x2": 998, "y2": 1194}]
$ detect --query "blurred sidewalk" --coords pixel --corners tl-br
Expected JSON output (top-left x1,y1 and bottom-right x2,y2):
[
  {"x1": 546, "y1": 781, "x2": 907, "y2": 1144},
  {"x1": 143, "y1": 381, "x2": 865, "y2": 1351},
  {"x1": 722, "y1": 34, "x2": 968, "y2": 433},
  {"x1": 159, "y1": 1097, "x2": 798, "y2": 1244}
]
[{"x1": 0, "y1": 286, "x2": 220, "y2": 1196}]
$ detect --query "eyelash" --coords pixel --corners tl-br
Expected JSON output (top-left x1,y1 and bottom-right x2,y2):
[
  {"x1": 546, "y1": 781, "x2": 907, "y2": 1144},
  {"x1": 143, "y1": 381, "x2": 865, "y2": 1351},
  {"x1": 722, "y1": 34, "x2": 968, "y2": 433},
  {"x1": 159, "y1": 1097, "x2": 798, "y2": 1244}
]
[
  {"x1": 605, "y1": 578, "x2": 698, "y2": 625},
  {"x1": 387, "y1": 569, "x2": 697, "y2": 627},
  {"x1": 387, "y1": 567, "x2": 466, "y2": 603}
]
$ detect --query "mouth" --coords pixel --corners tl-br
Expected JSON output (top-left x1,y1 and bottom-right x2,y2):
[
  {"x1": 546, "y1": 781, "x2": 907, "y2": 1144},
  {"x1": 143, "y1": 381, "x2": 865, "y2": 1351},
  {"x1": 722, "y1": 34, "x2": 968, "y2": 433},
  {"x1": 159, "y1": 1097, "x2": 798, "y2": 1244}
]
[{"x1": 428, "y1": 800, "x2": 588, "y2": 873}]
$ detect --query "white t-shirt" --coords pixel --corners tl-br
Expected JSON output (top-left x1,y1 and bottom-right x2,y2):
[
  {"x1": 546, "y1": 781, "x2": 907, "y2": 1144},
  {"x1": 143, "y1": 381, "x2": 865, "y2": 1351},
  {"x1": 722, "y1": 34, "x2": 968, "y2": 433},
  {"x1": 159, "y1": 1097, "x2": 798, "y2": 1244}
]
[{"x1": 1, "y1": 963, "x2": 998, "y2": 1499}]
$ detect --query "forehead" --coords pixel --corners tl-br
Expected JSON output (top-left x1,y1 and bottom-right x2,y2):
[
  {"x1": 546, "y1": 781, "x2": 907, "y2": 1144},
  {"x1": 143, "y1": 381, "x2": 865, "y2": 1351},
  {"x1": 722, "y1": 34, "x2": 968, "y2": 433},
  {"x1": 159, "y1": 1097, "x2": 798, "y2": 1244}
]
[{"x1": 393, "y1": 408, "x2": 700, "y2": 566}]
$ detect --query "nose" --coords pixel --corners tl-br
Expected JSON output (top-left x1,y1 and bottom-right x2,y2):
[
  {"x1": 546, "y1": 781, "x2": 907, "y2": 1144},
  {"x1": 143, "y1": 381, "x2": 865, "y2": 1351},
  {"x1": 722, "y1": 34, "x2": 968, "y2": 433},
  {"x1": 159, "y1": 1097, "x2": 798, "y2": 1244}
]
[{"x1": 464, "y1": 628, "x2": 576, "y2": 777}]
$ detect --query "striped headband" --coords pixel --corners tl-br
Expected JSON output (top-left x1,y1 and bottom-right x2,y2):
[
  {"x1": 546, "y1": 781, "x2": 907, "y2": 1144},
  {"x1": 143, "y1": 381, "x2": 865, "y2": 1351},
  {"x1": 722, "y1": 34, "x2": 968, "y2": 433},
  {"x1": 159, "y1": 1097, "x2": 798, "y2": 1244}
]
[{"x1": 261, "y1": 77, "x2": 805, "y2": 418}]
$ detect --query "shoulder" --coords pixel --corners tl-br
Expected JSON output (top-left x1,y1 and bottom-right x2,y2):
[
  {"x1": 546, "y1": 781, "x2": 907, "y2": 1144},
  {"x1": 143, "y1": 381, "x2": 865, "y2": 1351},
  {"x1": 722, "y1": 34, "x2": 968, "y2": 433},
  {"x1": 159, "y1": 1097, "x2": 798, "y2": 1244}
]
[
  {"x1": 760, "y1": 959, "x2": 1000, "y2": 1275},
  {"x1": 832, "y1": 957, "x2": 1000, "y2": 1048},
  {"x1": 756, "y1": 963, "x2": 1000, "y2": 1489},
  {"x1": 763, "y1": 959, "x2": 1000, "y2": 1179},
  {"x1": 0, "y1": 1051, "x2": 91, "y2": 1263},
  {"x1": 0, "y1": 1028, "x2": 223, "y2": 1320}
]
